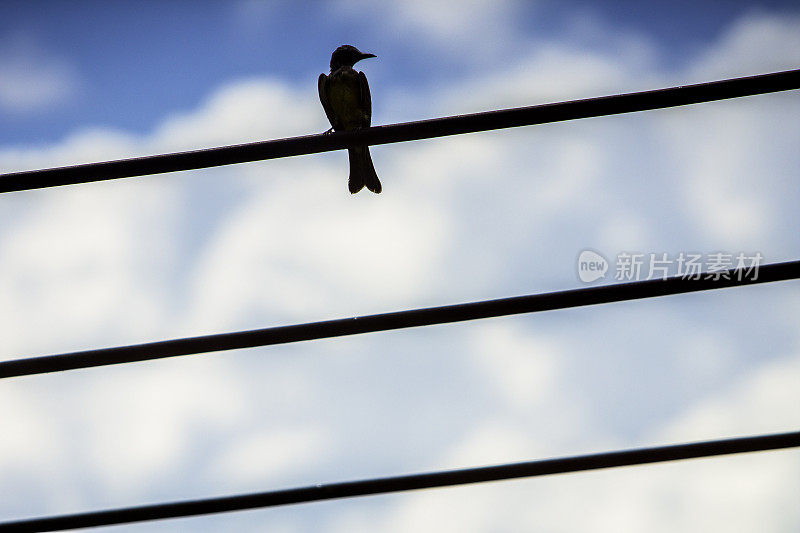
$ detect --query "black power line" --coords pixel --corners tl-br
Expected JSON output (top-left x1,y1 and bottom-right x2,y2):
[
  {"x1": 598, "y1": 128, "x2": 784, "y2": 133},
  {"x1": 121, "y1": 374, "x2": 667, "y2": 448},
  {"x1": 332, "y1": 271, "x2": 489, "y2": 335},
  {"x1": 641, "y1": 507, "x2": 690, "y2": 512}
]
[
  {"x1": 1, "y1": 261, "x2": 797, "y2": 379},
  {"x1": 3, "y1": 430, "x2": 797, "y2": 532},
  {"x1": 1, "y1": 69, "x2": 798, "y2": 193}
]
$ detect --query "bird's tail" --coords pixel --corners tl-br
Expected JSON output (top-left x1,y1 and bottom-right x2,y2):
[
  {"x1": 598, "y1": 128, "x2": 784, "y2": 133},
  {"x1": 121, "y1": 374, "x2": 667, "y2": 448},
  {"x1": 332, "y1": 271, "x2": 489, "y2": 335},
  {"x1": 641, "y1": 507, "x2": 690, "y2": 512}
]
[{"x1": 348, "y1": 145, "x2": 381, "y2": 194}]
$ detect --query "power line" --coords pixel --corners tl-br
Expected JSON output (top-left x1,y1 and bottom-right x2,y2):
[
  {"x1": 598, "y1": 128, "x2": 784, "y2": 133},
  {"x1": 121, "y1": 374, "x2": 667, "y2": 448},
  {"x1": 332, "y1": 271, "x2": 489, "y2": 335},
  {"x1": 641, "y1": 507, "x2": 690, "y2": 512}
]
[
  {"x1": 3, "y1": 430, "x2": 797, "y2": 531},
  {"x1": 1, "y1": 260, "x2": 797, "y2": 379},
  {"x1": 1, "y1": 69, "x2": 798, "y2": 193}
]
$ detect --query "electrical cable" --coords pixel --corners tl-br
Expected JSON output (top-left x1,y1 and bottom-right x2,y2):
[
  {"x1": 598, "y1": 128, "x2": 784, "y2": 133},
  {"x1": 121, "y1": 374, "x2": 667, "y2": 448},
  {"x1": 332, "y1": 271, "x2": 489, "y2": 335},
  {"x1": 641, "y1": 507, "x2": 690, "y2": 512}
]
[
  {"x1": 1, "y1": 69, "x2": 797, "y2": 193},
  {"x1": 1, "y1": 260, "x2": 796, "y2": 379}
]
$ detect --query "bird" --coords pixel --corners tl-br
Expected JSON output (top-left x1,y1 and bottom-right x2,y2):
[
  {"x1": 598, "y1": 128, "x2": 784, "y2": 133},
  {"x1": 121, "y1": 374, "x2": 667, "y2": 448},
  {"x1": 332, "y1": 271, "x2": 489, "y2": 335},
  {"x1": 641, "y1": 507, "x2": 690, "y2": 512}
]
[{"x1": 318, "y1": 45, "x2": 381, "y2": 194}]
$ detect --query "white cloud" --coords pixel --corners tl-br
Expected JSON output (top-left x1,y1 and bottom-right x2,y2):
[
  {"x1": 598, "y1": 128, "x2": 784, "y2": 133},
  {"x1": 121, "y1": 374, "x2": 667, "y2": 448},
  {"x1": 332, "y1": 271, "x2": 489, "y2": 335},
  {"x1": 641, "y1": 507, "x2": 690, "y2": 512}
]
[
  {"x1": 78, "y1": 359, "x2": 248, "y2": 498},
  {"x1": 0, "y1": 180, "x2": 180, "y2": 357},
  {"x1": 184, "y1": 158, "x2": 452, "y2": 330},
  {"x1": 329, "y1": 353, "x2": 800, "y2": 533},
  {"x1": 388, "y1": 0, "x2": 518, "y2": 44},
  {"x1": 212, "y1": 426, "x2": 328, "y2": 488},
  {"x1": 153, "y1": 79, "x2": 321, "y2": 151},
  {"x1": 234, "y1": 0, "x2": 281, "y2": 25},
  {"x1": 336, "y1": 0, "x2": 525, "y2": 52},
  {"x1": 469, "y1": 322, "x2": 558, "y2": 408},
  {"x1": 440, "y1": 41, "x2": 656, "y2": 114},
  {"x1": 658, "y1": 92, "x2": 800, "y2": 252},
  {"x1": 0, "y1": 7, "x2": 798, "y2": 532},
  {"x1": 0, "y1": 33, "x2": 79, "y2": 113},
  {"x1": 687, "y1": 12, "x2": 800, "y2": 80},
  {"x1": 657, "y1": 354, "x2": 800, "y2": 441},
  {"x1": 0, "y1": 382, "x2": 65, "y2": 510}
]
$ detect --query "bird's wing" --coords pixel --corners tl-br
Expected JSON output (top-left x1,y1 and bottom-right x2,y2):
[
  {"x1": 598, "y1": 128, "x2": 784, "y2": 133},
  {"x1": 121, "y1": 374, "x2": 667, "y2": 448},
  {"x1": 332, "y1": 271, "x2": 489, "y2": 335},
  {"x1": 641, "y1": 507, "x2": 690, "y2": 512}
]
[
  {"x1": 318, "y1": 73, "x2": 337, "y2": 129},
  {"x1": 358, "y1": 71, "x2": 372, "y2": 127}
]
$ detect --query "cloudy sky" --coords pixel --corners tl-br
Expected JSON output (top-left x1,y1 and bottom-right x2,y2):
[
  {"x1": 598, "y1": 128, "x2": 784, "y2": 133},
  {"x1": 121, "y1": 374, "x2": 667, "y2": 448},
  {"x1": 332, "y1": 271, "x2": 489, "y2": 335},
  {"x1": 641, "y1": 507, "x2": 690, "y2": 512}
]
[{"x1": 1, "y1": 0, "x2": 799, "y2": 531}]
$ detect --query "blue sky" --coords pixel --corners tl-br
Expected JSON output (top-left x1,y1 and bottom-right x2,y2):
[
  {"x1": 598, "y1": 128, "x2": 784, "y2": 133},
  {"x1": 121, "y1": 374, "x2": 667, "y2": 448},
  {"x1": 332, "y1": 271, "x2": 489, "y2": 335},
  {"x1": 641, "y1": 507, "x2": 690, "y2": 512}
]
[
  {"x1": 1, "y1": 1, "x2": 799, "y2": 531},
  {"x1": 1, "y1": 0, "x2": 798, "y2": 144}
]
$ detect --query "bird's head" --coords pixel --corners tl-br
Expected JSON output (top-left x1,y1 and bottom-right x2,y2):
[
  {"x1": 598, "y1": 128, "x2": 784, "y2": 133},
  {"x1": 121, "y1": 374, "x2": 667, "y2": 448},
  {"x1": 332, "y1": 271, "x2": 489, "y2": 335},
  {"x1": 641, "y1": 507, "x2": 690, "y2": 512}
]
[{"x1": 330, "y1": 45, "x2": 376, "y2": 70}]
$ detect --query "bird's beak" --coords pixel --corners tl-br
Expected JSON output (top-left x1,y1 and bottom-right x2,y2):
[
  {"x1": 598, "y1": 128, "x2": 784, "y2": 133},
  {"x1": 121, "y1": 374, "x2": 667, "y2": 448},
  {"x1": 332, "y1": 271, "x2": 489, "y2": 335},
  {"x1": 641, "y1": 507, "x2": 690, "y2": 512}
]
[{"x1": 361, "y1": 53, "x2": 377, "y2": 60}]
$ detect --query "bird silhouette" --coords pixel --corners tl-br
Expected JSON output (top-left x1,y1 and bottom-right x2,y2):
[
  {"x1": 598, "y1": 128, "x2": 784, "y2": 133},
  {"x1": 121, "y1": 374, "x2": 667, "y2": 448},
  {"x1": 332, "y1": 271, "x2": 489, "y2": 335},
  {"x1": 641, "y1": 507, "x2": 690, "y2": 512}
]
[{"x1": 318, "y1": 45, "x2": 381, "y2": 194}]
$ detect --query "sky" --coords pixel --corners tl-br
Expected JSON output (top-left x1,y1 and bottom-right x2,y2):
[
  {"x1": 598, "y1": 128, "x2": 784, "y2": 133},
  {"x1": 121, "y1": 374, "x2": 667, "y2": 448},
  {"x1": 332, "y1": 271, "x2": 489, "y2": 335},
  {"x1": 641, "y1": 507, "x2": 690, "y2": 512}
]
[{"x1": 0, "y1": 0, "x2": 799, "y2": 531}]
